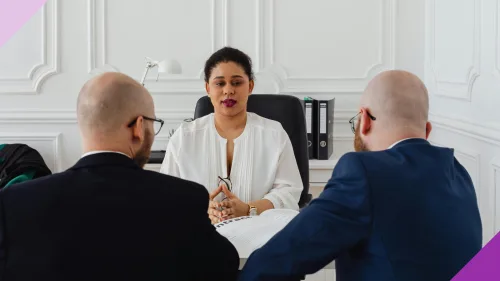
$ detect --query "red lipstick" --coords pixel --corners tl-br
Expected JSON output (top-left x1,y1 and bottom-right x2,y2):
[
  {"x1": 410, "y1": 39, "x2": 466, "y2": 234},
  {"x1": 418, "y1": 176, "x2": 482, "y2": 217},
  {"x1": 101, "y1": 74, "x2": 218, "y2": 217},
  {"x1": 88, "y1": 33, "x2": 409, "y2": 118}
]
[{"x1": 222, "y1": 99, "x2": 237, "y2": 107}]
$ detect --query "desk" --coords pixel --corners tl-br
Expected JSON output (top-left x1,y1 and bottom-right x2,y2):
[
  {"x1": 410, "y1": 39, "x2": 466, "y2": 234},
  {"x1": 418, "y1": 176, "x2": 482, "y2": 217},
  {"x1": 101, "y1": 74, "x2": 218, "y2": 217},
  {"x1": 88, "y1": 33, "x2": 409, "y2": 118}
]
[{"x1": 239, "y1": 258, "x2": 336, "y2": 281}]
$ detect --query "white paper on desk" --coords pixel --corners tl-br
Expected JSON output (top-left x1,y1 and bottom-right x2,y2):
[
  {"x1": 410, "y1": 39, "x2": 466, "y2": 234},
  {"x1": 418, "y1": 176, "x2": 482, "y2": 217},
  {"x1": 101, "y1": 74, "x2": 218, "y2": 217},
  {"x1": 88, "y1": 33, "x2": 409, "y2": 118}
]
[{"x1": 214, "y1": 209, "x2": 299, "y2": 258}]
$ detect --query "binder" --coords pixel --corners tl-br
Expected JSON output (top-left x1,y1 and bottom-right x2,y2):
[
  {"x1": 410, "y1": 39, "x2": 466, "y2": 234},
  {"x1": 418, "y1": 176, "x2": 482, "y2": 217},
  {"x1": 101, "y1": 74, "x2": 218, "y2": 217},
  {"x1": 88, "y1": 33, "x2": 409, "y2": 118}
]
[
  {"x1": 315, "y1": 98, "x2": 335, "y2": 160},
  {"x1": 301, "y1": 97, "x2": 318, "y2": 159}
]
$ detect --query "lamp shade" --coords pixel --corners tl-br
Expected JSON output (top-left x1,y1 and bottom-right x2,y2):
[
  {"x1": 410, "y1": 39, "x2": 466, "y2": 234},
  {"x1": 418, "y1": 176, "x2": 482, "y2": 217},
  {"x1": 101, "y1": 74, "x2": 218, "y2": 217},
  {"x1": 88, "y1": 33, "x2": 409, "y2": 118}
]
[{"x1": 158, "y1": 59, "x2": 182, "y2": 74}]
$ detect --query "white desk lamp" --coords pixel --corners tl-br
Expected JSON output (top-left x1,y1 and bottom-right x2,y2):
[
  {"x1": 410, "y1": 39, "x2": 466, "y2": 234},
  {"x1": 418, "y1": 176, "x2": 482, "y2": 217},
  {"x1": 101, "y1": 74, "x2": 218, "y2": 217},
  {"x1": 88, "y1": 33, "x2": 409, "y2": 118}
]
[{"x1": 140, "y1": 56, "x2": 182, "y2": 86}]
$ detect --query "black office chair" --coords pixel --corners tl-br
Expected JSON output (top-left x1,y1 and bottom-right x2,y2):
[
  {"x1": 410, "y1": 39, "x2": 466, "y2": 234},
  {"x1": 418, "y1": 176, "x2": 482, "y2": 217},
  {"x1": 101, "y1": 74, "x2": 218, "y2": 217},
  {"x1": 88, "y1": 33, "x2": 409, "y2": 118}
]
[{"x1": 193, "y1": 94, "x2": 312, "y2": 208}]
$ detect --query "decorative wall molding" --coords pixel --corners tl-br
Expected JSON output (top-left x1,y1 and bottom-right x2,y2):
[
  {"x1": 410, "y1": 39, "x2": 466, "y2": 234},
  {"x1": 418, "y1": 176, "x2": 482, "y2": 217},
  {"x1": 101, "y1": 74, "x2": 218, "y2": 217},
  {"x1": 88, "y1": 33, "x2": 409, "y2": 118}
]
[
  {"x1": 455, "y1": 150, "x2": 481, "y2": 193},
  {"x1": 85, "y1": 0, "x2": 396, "y2": 94},
  {"x1": 0, "y1": 109, "x2": 76, "y2": 124},
  {"x1": 222, "y1": 0, "x2": 229, "y2": 47},
  {"x1": 0, "y1": 0, "x2": 59, "y2": 94},
  {"x1": 0, "y1": 109, "x2": 193, "y2": 124},
  {"x1": 255, "y1": 0, "x2": 264, "y2": 73},
  {"x1": 430, "y1": 115, "x2": 500, "y2": 241},
  {"x1": 491, "y1": 158, "x2": 500, "y2": 233},
  {"x1": 87, "y1": 0, "x2": 216, "y2": 93},
  {"x1": 430, "y1": 113, "x2": 500, "y2": 147},
  {"x1": 431, "y1": 140, "x2": 481, "y2": 195},
  {"x1": 0, "y1": 132, "x2": 62, "y2": 172},
  {"x1": 87, "y1": 0, "x2": 118, "y2": 73},
  {"x1": 426, "y1": 0, "x2": 481, "y2": 101},
  {"x1": 495, "y1": 0, "x2": 500, "y2": 77},
  {"x1": 0, "y1": 108, "x2": 356, "y2": 125},
  {"x1": 224, "y1": 0, "x2": 264, "y2": 72},
  {"x1": 262, "y1": 0, "x2": 396, "y2": 93}
]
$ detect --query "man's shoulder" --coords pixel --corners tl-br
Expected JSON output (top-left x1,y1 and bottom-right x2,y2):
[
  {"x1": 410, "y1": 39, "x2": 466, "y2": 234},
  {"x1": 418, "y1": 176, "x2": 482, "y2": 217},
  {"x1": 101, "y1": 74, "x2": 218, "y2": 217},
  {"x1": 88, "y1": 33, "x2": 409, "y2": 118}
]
[
  {"x1": 332, "y1": 152, "x2": 366, "y2": 176},
  {"x1": 334, "y1": 150, "x2": 411, "y2": 175},
  {"x1": 140, "y1": 169, "x2": 208, "y2": 196},
  {"x1": 336, "y1": 143, "x2": 458, "y2": 181},
  {"x1": 139, "y1": 170, "x2": 210, "y2": 213},
  {"x1": 357, "y1": 142, "x2": 454, "y2": 165},
  {"x1": 1, "y1": 167, "x2": 208, "y2": 199},
  {"x1": 0, "y1": 169, "x2": 73, "y2": 198}
]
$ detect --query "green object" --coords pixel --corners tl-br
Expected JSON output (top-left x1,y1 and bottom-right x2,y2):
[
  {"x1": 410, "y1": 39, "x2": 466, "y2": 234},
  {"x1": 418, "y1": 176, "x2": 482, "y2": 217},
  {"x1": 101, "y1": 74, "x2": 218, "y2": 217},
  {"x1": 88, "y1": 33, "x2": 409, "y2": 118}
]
[
  {"x1": 304, "y1": 97, "x2": 312, "y2": 101},
  {"x1": 3, "y1": 170, "x2": 36, "y2": 188},
  {"x1": 0, "y1": 144, "x2": 36, "y2": 187},
  {"x1": 0, "y1": 144, "x2": 4, "y2": 163}
]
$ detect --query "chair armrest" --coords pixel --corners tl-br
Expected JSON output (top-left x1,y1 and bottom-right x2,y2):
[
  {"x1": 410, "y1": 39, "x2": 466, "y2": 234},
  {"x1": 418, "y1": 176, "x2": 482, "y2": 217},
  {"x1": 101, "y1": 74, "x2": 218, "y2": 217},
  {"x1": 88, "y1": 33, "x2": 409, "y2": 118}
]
[{"x1": 299, "y1": 193, "x2": 313, "y2": 210}]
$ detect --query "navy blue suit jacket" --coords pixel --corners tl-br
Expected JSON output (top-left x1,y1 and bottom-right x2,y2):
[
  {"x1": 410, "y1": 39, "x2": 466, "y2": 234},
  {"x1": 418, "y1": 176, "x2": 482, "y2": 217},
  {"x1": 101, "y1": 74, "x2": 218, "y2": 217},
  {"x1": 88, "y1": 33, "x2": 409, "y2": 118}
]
[{"x1": 239, "y1": 138, "x2": 482, "y2": 281}]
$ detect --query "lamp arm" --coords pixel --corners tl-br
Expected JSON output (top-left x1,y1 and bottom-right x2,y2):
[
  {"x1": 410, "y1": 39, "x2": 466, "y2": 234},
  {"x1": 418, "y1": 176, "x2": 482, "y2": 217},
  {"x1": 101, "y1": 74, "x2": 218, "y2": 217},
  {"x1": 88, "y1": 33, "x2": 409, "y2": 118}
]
[{"x1": 140, "y1": 64, "x2": 151, "y2": 86}]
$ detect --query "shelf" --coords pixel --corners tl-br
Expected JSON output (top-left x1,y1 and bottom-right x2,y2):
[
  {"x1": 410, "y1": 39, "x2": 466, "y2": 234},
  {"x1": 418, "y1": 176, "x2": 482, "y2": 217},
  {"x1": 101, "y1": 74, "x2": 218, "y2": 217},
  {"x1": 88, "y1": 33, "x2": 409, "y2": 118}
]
[{"x1": 309, "y1": 159, "x2": 338, "y2": 170}]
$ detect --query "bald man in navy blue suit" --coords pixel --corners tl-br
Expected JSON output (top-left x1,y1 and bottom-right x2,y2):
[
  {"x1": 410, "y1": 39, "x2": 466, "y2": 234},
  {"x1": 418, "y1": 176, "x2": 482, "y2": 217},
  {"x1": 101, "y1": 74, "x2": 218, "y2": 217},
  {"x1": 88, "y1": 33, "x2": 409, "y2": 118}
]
[{"x1": 238, "y1": 70, "x2": 482, "y2": 281}]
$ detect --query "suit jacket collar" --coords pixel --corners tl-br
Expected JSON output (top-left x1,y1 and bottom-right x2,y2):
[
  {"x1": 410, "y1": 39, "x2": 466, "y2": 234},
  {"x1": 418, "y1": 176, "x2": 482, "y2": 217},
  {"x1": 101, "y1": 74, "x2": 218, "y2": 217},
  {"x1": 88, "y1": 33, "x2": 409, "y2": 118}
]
[
  {"x1": 71, "y1": 152, "x2": 141, "y2": 170},
  {"x1": 390, "y1": 138, "x2": 429, "y2": 149}
]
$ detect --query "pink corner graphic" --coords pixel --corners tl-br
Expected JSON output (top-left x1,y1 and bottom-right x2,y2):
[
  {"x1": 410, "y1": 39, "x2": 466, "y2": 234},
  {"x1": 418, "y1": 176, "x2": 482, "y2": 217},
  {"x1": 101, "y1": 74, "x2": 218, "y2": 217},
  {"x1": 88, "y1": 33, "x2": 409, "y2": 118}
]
[{"x1": 0, "y1": 0, "x2": 48, "y2": 47}]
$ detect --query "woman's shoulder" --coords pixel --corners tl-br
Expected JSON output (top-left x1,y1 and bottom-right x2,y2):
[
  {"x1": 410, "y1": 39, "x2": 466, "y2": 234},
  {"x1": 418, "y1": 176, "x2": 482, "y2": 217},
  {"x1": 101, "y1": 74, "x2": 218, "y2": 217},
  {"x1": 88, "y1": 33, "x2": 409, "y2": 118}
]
[
  {"x1": 176, "y1": 114, "x2": 213, "y2": 133},
  {"x1": 247, "y1": 112, "x2": 286, "y2": 134},
  {"x1": 168, "y1": 114, "x2": 213, "y2": 146}
]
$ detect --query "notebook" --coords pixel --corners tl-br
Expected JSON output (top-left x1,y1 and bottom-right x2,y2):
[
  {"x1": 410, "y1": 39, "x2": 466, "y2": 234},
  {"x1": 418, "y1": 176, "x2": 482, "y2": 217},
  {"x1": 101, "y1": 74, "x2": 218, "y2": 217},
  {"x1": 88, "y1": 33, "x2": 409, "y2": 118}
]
[{"x1": 214, "y1": 209, "x2": 299, "y2": 258}]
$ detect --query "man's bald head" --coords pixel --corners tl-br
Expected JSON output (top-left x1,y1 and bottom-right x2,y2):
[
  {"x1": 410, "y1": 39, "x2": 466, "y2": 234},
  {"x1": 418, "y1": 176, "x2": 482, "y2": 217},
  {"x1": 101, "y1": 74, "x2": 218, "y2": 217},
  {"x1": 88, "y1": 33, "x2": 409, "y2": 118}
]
[
  {"x1": 361, "y1": 70, "x2": 429, "y2": 131},
  {"x1": 354, "y1": 70, "x2": 431, "y2": 152},
  {"x1": 77, "y1": 72, "x2": 154, "y2": 137}
]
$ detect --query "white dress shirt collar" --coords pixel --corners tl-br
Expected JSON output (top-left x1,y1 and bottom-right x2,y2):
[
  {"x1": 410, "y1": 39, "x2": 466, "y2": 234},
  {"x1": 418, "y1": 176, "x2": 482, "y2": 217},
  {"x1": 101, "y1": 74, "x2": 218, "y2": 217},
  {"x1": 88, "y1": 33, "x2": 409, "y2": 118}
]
[
  {"x1": 388, "y1": 138, "x2": 418, "y2": 149},
  {"x1": 81, "y1": 150, "x2": 130, "y2": 159}
]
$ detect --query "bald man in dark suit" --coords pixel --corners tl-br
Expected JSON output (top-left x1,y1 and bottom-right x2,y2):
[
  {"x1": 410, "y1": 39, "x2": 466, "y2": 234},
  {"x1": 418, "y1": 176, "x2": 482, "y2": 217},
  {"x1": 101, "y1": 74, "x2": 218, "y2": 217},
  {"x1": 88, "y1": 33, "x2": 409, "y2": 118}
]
[{"x1": 0, "y1": 72, "x2": 239, "y2": 281}]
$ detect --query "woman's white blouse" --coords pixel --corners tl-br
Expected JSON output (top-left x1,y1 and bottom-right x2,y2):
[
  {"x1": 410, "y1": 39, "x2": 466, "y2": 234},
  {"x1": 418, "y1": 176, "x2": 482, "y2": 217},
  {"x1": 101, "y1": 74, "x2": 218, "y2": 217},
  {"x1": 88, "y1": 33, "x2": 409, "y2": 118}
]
[{"x1": 160, "y1": 112, "x2": 304, "y2": 210}]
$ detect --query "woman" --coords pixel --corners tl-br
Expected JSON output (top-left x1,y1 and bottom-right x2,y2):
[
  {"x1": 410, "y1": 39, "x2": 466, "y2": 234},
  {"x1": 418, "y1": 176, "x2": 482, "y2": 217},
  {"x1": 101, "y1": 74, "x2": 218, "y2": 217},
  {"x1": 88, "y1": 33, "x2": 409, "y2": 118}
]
[{"x1": 160, "y1": 47, "x2": 303, "y2": 224}]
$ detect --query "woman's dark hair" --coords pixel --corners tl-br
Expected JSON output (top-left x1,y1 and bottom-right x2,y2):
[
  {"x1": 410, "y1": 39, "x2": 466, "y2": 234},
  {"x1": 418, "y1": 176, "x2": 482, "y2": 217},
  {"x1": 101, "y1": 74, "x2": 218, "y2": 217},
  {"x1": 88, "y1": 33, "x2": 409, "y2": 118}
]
[{"x1": 204, "y1": 46, "x2": 254, "y2": 82}]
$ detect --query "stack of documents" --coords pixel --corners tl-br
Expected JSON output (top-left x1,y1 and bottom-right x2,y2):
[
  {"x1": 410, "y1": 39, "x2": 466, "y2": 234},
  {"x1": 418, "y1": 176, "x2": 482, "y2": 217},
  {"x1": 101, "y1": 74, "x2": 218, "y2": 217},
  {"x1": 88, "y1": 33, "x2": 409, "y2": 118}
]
[{"x1": 215, "y1": 209, "x2": 299, "y2": 258}]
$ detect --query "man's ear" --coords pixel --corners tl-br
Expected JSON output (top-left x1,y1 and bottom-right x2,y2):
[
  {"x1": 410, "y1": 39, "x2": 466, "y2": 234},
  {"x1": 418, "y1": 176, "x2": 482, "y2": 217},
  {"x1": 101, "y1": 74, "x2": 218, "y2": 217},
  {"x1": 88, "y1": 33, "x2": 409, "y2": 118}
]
[
  {"x1": 425, "y1": 122, "x2": 432, "y2": 139},
  {"x1": 359, "y1": 108, "x2": 373, "y2": 135},
  {"x1": 131, "y1": 116, "x2": 145, "y2": 142}
]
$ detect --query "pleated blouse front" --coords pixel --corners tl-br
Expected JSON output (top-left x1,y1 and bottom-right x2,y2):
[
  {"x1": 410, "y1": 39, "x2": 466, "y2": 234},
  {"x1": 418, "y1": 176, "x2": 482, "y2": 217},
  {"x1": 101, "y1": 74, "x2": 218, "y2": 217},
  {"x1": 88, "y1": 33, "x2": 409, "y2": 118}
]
[{"x1": 160, "y1": 112, "x2": 303, "y2": 210}]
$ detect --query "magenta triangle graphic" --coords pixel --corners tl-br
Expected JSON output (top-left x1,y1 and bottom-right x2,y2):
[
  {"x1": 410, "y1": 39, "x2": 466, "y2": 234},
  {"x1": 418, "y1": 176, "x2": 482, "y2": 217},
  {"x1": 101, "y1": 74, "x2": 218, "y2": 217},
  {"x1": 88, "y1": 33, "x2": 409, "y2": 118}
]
[{"x1": 451, "y1": 231, "x2": 500, "y2": 280}]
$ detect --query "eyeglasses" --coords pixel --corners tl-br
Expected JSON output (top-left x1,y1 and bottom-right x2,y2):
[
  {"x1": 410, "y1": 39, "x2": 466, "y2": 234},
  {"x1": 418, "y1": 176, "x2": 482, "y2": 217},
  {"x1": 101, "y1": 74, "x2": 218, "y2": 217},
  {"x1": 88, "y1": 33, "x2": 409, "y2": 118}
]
[
  {"x1": 349, "y1": 111, "x2": 376, "y2": 134},
  {"x1": 128, "y1": 116, "x2": 164, "y2": 135},
  {"x1": 218, "y1": 176, "x2": 232, "y2": 202}
]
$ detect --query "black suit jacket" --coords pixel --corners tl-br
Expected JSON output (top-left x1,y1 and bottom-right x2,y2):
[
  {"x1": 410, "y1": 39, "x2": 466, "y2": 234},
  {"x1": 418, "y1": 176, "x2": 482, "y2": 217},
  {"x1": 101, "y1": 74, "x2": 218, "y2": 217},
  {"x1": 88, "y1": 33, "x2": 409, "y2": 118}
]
[{"x1": 0, "y1": 152, "x2": 239, "y2": 281}]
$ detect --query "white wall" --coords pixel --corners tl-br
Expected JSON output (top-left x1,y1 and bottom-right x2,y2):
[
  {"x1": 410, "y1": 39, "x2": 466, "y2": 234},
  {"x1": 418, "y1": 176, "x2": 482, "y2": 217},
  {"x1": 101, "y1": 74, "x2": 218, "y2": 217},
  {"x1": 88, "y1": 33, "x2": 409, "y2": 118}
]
[
  {"x1": 1, "y1": 0, "x2": 422, "y2": 171},
  {"x1": 425, "y1": 0, "x2": 500, "y2": 244}
]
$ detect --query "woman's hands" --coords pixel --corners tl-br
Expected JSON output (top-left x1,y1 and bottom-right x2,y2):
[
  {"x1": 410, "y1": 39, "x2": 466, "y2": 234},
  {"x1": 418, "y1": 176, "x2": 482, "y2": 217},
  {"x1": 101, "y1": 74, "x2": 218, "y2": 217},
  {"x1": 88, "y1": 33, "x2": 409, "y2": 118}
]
[
  {"x1": 218, "y1": 186, "x2": 250, "y2": 219},
  {"x1": 208, "y1": 185, "x2": 224, "y2": 224},
  {"x1": 208, "y1": 185, "x2": 249, "y2": 224}
]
